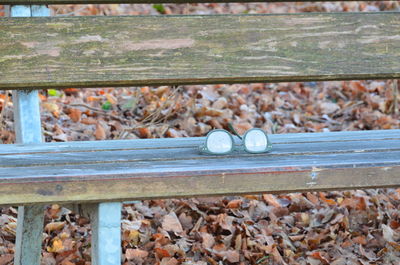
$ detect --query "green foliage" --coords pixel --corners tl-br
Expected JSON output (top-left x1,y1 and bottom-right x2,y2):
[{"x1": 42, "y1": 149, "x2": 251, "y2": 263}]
[
  {"x1": 101, "y1": 101, "x2": 112, "y2": 110},
  {"x1": 47, "y1": 89, "x2": 62, "y2": 97},
  {"x1": 153, "y1": 4, "x2": 166, "y2": 14}
]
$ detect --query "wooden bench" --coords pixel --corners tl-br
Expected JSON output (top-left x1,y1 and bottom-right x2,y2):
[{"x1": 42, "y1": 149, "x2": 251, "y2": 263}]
[{"x1": 0, "y1": 1, "x2": 399, "y2": 264}]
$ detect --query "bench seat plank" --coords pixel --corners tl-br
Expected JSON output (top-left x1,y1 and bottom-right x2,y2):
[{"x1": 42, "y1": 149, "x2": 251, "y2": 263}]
[
  {"x1": 2, "y1": 129, "x2": 400, "y2": 155},
  {"x1": 1, "y1": 13, "x2": 399, "y2": 89},
  {"x1": 0, "y1": 130, "x2": 399, "y2": 205}
]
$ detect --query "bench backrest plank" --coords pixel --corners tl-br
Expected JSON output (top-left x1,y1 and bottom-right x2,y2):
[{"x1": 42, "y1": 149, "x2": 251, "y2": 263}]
[{"x1": 1, "y1": 13, "x2": 399, "y2": 90}]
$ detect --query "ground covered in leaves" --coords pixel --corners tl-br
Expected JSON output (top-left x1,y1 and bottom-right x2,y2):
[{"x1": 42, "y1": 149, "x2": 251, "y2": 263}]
[{"x1": 1, "y1": 1, "x2": 400, "y2": 264}]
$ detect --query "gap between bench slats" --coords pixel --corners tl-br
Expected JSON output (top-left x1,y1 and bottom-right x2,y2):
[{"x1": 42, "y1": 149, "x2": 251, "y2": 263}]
[{"x1": 1, "y1": 13, "x2": 399, "y2": 89}]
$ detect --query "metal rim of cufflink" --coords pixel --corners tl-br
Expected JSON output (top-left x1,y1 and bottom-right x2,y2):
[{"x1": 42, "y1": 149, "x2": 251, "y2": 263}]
[{"x1": 199, "y1": 128, "x2": 272, "y2": 155}]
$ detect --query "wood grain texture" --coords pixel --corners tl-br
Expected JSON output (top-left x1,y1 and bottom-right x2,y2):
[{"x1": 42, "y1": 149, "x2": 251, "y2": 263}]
[
  {"x1": 0, "y1": 130, "x2": 399, "y2": 206},
  {"x1": 0, "y1": 0, "x2": 390, "y2": 5},
  {"x1": 2, "y1": 129, "x2": 400, "y2": 155},
  {"x1": 1, "y1": 13, "x2": 399, "y2": 90}
]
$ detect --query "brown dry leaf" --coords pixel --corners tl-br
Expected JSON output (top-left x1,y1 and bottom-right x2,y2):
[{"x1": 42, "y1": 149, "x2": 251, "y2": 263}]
[
  {"x1": 382, "y1": 224, "x2": 394, "y2": 242},
  {"x1": 319, "y1": 193, "x2": 336, "y2": 206},
  {"x1": 306, "y1": 193, "x2": 319, "y2": 205},
  {"x1": 226, "y1": 199, "x2": 242, "y2": 209},
  {"x1": 125, "y1": 248, "x2": 148, "y2": 260},
  {"x1": 212, "y1": 243, "x2": 226, "y2": 252},
  {"x1": 270, "y1": 246, "x2": 287, "y2": 265},
  {"x1": 216, "y1": 250, "x2": 240, "y2": 263},
  {"x1": 359, "y1": 245, "x2": 377, "y2": 261},
  {"x1": 309, "y1": 251, "x2": 330, "y2": 264},
  {"x1": 388, "y1": 241, "x2": 400, "y2": 251},
  {"x1": 63, "y1": 88, "x2": 79, "y2": 95},
  {"x1": 126, "y1": 230, "x2": 140, "y2": 246},
  {"x1": 162, "y1": 212, "x2": 183, "y2": 234},
  {"x1": 45, "y1": 221, "x2": 65, "y2": 233},
  {"x1": 0, "y1": 254, "x2": 13, "y2": 265},
  {"x1": 235, "y1": 122, "x2": 252, "y2": 135},
  {"x1": 42, "y1": 102, "x2": 59, "y2": 113},
  {"x1": 68, "y1": 108, "x2": 81, "y2": 123},
  {"x1": 349, "y1": 81, "x2": 367, "y2": 93},
  {"x1": 212, "y1": 97, "x2": 228, "y2": 109},
  {"x1": 155, "y1": 248, "x2": 171, "y2": 259},
  {"x1": 81, "y1": 117, "x2": 97, "y2": 125},
  {"x1": 195, "y1": 107, "x2": 223, "y2": 118},
  {"x1": 320, "y1": 102, "x2": 339, "y2": 115},
  {"x1": 41, "y1": 252, "x2": 56, "y2": 265},
  {"x1": 137, "y1": 127, "x2": 151, "y2": 138},
  {"x1": 94, "y1": 122, "x2": 106, "y2": 140},
  {"x1": 105, "y1": 93, "x2": 117, "y2": 105},
  {"x1": 48, "y1": 204, "x2": 61, "y2": 219},
  {"x1": 201, "y1": 232, "x2": 215, "y2": 249},
  {"x1": 352, "y1": 235, "x2": 367, "y2": 245},
  {"x1": 163, "y1": 244, "x2": 184, "y2": 257},
  {"x1": 4, "y1": 222, "x2": 17, "y2": 235},
  {"x1": 178, "y1": 213, "x2": 193, "y2": 230},
  {"x1": 160, "y1": 257, "x2": 179, "y2": 265},
  {"x1": 263, "y1": 194, "x2": 281, "y2": 208},
  {"x1": 59, "y1": 260, "x2": 75, "y2": 265},
  {"x1": 47, "y1": 237, "x2": 64, "y2": 253}
]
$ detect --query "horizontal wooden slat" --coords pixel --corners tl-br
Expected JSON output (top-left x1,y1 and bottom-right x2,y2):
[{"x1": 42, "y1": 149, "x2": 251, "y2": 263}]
[
  {"x1": 3, "y1": 139, "x2": 400, "y2": 167},
  {"x1": 2, "y1": 129, "x2": 400, "y2": 155},
  {"x1": 1, "y1": 13, "x2": 399, "y2": 90},
  {"x1": 0, "y1": 129, "x2": 399, "y2": 205}
]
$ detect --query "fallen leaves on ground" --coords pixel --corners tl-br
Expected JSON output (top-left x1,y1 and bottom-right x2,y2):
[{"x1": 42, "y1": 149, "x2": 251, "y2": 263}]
[{"x1": 0, "y1": 1, "x2": 400, "y2": 265}]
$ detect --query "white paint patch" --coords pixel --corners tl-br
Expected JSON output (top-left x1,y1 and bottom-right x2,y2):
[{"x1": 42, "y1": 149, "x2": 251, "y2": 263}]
[
  {"x1": 122, "y1": 38, "x2": 195, "y2": 51},
  {"x1": 21, "y1": 41, "x2": 39, "y2": 48},
  {"x1": 355, "y1": 25, "x2": 379, "y2": 33},
  {"x1": 76, "y1": 35, "x2": 104, "y2": 43},
  {"x1": 358, "y1": 35, "x2": 400, "y2": 44}
]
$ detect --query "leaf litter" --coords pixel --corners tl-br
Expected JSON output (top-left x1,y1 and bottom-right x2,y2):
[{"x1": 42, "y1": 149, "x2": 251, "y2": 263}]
[{"x1": 0, "y1": 1, "x2": 400, "y2": 264}]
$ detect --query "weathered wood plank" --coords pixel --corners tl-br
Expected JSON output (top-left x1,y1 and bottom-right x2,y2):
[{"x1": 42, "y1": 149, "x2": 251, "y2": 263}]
[
  {"x1": 2, "y1": 139, "x2": 400, "y2": 167},
  {"x1": 2, "y1": 129, "x2": 400, "y2": 155},
  {"x1": 0, "y1": 156, "x2": 398, "y2": 206},
  {"x1": 10, "y1": 5, "x2": 48, "y2": 265},
  {"x1": 1, "y1": 13, "x2": 399, "y2": 89},
  {"x1": 2, "y1": 148, "x2": 400, "y2": 181},
  {"x1": 0, "y1": 130, "x2": 399, "y2": 205},
  {"x1": 0, "y1": 0, "x2": 390, "y2": 5}
]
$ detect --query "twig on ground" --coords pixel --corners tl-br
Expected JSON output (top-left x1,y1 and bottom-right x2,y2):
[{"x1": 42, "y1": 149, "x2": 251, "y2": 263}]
[
  {"x1": 393, "y1": 80, "x2": 398, "y2": 115},
  {"x1": 69, "y1": 103, "x2": 127, "y2": 122},
  {"x1": 333, "y1": 101, "x2": 364, "y2": 118}
]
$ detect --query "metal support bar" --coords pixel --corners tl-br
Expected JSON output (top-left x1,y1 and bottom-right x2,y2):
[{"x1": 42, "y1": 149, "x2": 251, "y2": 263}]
[
  {"x1": 82, "y1": 203, "x2": 122, "y2": 265},
  {"x1": 10, "y1": 5, "x2": 49, "y2": 265}
]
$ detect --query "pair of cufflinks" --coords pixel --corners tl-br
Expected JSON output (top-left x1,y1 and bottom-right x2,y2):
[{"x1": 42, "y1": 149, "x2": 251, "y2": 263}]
[{"x1": 199, "y1": 126, "x2": 272, "y2": 155}]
